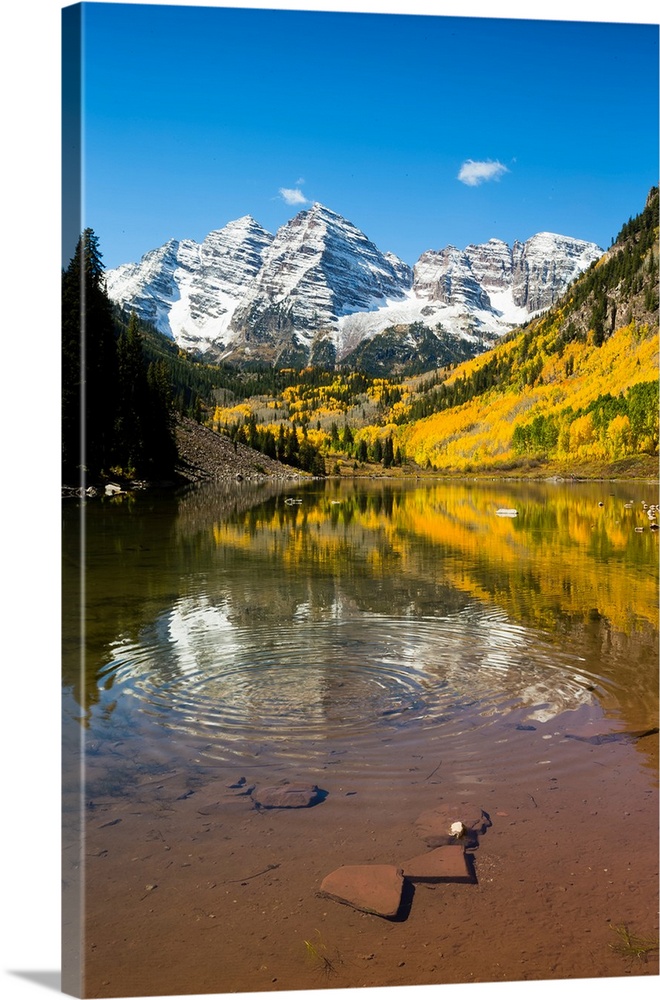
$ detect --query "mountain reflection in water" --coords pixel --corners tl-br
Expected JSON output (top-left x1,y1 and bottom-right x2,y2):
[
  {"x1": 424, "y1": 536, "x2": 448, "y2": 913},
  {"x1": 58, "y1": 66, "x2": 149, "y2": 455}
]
[{"x1": 63, "y1": 478, "x2": 658, "y2": 773}]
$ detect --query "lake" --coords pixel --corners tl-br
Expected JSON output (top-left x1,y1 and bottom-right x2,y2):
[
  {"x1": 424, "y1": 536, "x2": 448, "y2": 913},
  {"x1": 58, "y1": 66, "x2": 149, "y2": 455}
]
[{"x1": 62, "y1": 478, "x2": 659, "y2": 997}]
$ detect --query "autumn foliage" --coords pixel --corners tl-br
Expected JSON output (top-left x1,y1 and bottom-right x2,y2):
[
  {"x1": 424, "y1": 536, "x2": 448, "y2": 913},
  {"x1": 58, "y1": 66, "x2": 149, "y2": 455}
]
[{"x1": 206, "y1": 188, "x2": 658, "y2": 477}]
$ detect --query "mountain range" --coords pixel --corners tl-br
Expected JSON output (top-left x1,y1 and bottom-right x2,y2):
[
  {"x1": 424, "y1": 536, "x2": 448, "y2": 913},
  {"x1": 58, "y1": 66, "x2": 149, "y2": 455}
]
[{"x1": 106, "y1": 203, "x2": 603, "y2": 369}]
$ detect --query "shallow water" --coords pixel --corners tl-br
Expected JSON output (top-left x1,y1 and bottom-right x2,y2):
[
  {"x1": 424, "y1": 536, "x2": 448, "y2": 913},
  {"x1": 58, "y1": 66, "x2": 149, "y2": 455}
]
[
  {"x1": 64, "y1": 478, "x2": 658, "y2": 774},
  {"x1": 62, "y1": 478, "x2": 659, "y2": 995}
]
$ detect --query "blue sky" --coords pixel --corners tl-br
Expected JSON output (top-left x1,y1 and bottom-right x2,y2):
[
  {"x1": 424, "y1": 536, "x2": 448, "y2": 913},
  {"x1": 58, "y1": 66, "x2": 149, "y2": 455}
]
[{"x1": 71, "y1": 1, "x2": 659, "y2": 270}]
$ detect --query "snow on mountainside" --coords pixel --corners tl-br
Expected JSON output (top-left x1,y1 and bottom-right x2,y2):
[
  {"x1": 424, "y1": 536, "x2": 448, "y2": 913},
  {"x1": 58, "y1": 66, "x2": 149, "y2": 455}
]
[
  {"x1": 510, "y1": 232, "x2": 604, "y2": 312},
  {"x1": 105, "y1": 205, "x2": 603, "y2": 367},
  {"x1": 106, "y1": 216, "x2": 273, "y2": 354},
  {"x1": 337, "y1": 232, "x2": 602, "y2": 357},
  {"x1": 228, "y1": 203, "x2": 413, "y2": 358}
]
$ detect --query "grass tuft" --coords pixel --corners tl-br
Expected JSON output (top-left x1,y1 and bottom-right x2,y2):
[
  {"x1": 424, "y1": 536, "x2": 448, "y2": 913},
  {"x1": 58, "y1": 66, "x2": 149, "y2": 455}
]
[
  {"x1": 609, "y1": 923, "x2": 659, "y2": 962},
  {"x1": 303, "y1": 930, "x2": 339, "y2": 977}
]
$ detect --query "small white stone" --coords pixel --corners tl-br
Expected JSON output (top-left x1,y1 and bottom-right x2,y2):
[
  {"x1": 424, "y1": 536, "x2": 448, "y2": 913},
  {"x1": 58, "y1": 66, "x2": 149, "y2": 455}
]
[{"x1": 450, "y1": 821, "x2": 466, "y2": 838}]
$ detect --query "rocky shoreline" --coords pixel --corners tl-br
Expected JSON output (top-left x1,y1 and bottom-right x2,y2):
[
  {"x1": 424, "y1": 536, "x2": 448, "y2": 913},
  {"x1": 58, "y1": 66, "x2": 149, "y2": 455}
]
[
  {"x1": 61, "y1": 416, "x2": 309, "y2": 497},
  {"x1": 173, "y1": 415, "x2": 308, "y2": 483},
  {"x1": 62, "y1": 415, "x2": 659, "y2": 499}
]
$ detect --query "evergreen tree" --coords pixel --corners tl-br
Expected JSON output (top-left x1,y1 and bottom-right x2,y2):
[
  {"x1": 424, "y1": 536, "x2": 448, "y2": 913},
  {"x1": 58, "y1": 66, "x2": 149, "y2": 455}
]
[
  {"x1": 104, "y1": 309, "x2": 177, "y2": 477},
  {"x1": 311, "y1": 452, "x2": 326, "y2": 477},
  {"x1": 144, "y1": 358, "x2": 177, "y2": 475},
  {"x1": 277, "y1": 423, "x2": 286, "y2": 461},
  {"x1": 62, "y1": 228, "x2": 118, "y2": 482},
  {"x1": 115, "y1": 311, "x2": 149, "y2": 473},
  {"x1": 383, "y1": 435, "x2": 395, "y2": 468},
  {"x1": 627, "y1": 381, "x2": 659, "y2": 451},
  {"x1": 298, "y1": 439, "x2": 317, "y2": 473},
  {"x1": 63, "y1": 235, "x2": 177, "y2": 483},
  {"x1": 341, "y1": 424, "x2": 354, "y2": 449},
  {"x1": 285, "y1": 425, "x2": 299, "y2": 463}
]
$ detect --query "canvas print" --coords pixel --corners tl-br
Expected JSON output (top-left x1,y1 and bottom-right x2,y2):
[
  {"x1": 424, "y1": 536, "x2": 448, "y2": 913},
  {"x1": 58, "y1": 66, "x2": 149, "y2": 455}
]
[{"x1": 61, "y1": 1, "x2": 659, "y2": 998}]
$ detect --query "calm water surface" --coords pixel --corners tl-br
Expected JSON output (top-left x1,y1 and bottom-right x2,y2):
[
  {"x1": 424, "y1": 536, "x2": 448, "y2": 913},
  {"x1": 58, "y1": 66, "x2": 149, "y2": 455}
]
[{"x1": 62, "y1": 478, "x2": 659, "y2": 795}]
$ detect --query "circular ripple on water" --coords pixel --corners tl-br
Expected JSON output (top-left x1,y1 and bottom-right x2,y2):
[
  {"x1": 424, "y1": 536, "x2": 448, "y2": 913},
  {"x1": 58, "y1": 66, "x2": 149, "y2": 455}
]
[{"x1": 98, "y1": 599, "x2": 612, "y2": 767}]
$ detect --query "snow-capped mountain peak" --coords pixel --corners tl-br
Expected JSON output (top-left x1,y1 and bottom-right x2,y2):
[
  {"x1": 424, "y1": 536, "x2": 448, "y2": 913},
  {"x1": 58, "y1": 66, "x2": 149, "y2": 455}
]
[
  {"x1": 233, "y1": 202, "x2": 412, "y2": 317},
  {"x1": 105, "y1": 207, "x2": 603, "y2": 367},
  {"x1": 106, "y1": 215, "x2": 274, "y2": 352}
]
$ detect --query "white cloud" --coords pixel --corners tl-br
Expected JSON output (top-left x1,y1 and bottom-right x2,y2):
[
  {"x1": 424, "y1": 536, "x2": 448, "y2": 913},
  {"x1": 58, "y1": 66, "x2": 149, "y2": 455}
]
[
  {"x1": 458, "y1": 159, "x2": 509, "y2": 187},
  {"x1": 279, "y1": 187, "x2": 308, "y2": 205}
]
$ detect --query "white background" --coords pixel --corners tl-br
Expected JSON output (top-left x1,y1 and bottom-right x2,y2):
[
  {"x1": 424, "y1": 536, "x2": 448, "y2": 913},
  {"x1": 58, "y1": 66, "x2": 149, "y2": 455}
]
[{"x1": 1, "y1": 2, "x2": 657, "y2": 999}]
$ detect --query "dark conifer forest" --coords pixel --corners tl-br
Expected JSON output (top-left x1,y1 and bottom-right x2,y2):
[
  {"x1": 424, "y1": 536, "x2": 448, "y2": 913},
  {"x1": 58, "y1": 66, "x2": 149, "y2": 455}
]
[{"x1": 61, "y1": 229, "x2": 177, "y2": 484}]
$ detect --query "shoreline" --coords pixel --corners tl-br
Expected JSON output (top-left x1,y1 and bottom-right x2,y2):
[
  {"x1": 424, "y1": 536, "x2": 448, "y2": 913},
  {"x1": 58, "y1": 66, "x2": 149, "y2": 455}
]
[{"x1": 61, "y1": 416, "x2": 659, "y2": 497}]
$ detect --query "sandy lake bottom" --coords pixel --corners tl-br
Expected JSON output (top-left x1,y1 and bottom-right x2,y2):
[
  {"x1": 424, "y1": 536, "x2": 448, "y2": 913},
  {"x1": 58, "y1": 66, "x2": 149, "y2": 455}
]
[{"x1": 73, "y1": 708, "x2": 658, "y2": 998}]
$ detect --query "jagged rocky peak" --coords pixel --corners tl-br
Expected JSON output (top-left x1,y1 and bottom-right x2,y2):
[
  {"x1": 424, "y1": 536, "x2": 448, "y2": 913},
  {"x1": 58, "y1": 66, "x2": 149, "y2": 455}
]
[
  {"x1": 258, "y1": 202, "x2": 412, "y2": 307},
  {"x1": 107, "y1": 216, "x2": 273, "y2": 297},
  {"x1": 107, "y1": 237, "x2": 180, "y2": 291},
  {"x1": 105, "y1": 238, "x2": 189, "y2": 330},
  {"x1": 182, "y1": 219, "x2": 273, "y2": 330},
  {"x1": 511, "y1": 232, "x2": 602, "y2": 312},
  {"x1": 413, "y1": 232, "x2": 602, "y2": 315},
  {"x1": 464, "y1": 238, "x2": 513, "y2": 292},
  {"x1": 105, "y1": 203, "x2": 603, "y2": 366},
  {"x1": 229, "y1": 203, "x2": 413, "y2": 342},
  {"x1": 106, "y1": 216, "x2": 275, "y2": 346},
  {"x1": 195, "y1": 216, "x2": 273, "y2": 291},
  {"x1": 385, "y1": 250, "x2": 415, "y2": 287},
  {"x1": 413, "y1": 246, "x2": 492, "y2": 311},
  {"x1": 201, "y1": 215, "x2": 272, "y2": 259}
]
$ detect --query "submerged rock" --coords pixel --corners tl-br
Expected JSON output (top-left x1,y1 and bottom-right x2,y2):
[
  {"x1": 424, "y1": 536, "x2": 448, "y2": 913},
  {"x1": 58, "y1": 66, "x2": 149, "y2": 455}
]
[
  {"x1": 400, "y1": 844, "x2": 474, "y2": 883},
  {"x1": 414, "y1": 803, "x2": 491, "y2": 845},
  {"x1": 227, "y1": 776, "x2": 248, "y2": 789},
  {"x1": 252, "y1": 781, "x2": 324, "y2": 809},
  {"x1": 564, "y1": 726, "x2": 659, "y2": 746},
  {"x1": 319, "y1": 864, "x2": 404, "y2": 918}
]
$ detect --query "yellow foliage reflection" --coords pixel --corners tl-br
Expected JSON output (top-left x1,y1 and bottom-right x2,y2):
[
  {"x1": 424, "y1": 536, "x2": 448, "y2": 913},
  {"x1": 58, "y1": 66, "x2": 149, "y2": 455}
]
[{"x1": 213, "y1": 483, "x2": 658, "y2": 637}]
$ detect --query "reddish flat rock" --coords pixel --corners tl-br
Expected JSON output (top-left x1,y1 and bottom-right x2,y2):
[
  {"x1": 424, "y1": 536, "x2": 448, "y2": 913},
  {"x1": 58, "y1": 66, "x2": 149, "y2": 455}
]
[
  {"x1": 400, "y1": 844, "x2": 473, "y2": 883},
  {"x1": 319, "y1": 864, "x2": 404, "y2": 918},
  {"x1": 252, "y1": 782, "x2": 322, "y2": 809}
]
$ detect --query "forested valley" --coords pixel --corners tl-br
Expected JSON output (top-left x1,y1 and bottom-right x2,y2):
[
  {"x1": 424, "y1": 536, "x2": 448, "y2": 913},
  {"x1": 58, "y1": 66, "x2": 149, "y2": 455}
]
[{"x1": 62, "y1": 188, "x2": 658, "y2": 485}]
